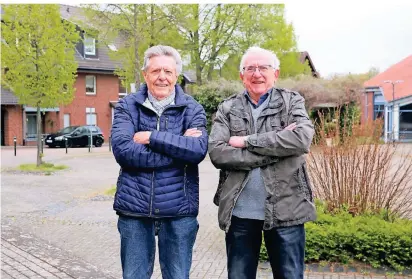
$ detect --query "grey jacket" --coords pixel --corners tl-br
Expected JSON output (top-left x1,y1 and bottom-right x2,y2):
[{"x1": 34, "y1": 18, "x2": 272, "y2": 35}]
[{"x1": 209, "y1": 87, "x2": 316, "y2": 232}]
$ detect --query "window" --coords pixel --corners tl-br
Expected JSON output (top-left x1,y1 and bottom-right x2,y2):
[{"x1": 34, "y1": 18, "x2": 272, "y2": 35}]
[
  {"x1": 119, "y1": 79, "x2": 127, "y2": 98},
  {"x1": 374, "y1": 104, "x2": 385, "y2": 119},
  {"x1": 85, "y1": 75, "x2": 96, "y2": 95},
  {"x1": 84, "y1": 36, "x2": 96, "y2": 55},
  {"x1": 64, "y1": 114, "x2": 70, "y2": 128},
  {"x1": 373, "y1": 92, "x2": 385, "y2": 120},
  {"x1": 86, "y1": 107, "x2": 97, "y2": 126}
]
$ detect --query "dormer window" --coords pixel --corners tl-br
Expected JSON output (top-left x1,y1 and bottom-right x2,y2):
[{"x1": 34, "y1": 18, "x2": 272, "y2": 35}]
[{"x1": 84, "y1": 36, "x2": 96, "y2": 55}]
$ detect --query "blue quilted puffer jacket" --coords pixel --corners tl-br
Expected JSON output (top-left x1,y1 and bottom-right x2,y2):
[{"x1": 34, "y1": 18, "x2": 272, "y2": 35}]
[{"x1": 111, "y1": 84, "x2": 208, "y2": 218}]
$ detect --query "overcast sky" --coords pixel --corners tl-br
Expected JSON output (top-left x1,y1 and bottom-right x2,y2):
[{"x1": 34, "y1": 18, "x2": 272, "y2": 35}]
[{"x1": 284, "y1": 0, "x2": 412, "y2": 77}]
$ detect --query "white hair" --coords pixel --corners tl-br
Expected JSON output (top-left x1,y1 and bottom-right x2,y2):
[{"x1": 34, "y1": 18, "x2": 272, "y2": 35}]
[
  {"x1": 142, "y1": 45, "x2": 183, "y2": 75},
  {"x1": 239, "y1": 46, "x2": 280, "y2": 72}
]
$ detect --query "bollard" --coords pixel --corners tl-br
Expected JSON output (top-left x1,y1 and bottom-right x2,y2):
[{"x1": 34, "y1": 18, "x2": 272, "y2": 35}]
[
  {"x1": 109, "y1": 136, "x2": 111, "y2": 152},
  {"x1": 14, "y1": 136, "x2": 17, "y2": 156},
  {"x1": 65, "y1": 137, "x2": 68, "y2": 154},
  {"x1": 41, "y1": 137, "x2": 44, "y2": 153},
  {"x1": 88, "y1": 134, "x2": 91, "y2": 153}
]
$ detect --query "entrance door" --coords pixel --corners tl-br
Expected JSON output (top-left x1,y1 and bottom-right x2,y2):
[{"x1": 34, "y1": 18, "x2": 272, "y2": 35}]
[
  {"x1": 1, "y1": 108, "x2": 5, "y2": 146},
  {"x1": 26, "y1": 113, "x2": 37, "y2": 140},
  {"x1": 64, "y1": 114, "x2": 70, "y2": 128}
]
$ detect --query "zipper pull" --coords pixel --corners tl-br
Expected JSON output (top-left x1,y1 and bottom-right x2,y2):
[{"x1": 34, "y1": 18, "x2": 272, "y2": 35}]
[{"x1": 165, "y1": 117, "x2": 169, "y2": 130}]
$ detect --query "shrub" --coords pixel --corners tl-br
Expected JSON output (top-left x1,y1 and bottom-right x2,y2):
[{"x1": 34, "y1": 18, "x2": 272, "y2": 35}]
[
  {"x1": 192, "y1": 79, "x2": 244, "y2": 131},
  {"x1": 308, "y1": 108, "x2": 412, "y2": 220},
  {"x1": 260, "y1": 201, "x2": 412, "y2": 272}
]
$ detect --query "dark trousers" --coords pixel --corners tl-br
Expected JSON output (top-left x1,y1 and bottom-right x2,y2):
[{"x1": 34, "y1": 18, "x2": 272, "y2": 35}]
[{"x1": 226, "y1": 216, "x2": 305, "y2": 279}]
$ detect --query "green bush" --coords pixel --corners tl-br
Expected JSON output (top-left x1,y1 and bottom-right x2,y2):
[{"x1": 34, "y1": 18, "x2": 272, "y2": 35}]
[
  {"x1": 192, "y1": 79, "x2": 244, "y2": 131},
  {"x1": 260, "y1": 201, "x2": 412, "y2": 272}
]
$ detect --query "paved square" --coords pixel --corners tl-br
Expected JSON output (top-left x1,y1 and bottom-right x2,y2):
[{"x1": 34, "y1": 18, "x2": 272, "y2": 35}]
[{"x1": 1, "y1": 146, "x2": 410, "y2": 278}]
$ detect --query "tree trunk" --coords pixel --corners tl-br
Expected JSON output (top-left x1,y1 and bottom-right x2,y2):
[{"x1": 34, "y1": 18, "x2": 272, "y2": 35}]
[
  {"x1": 193, "y1": 6, "x2": 202, "y2": 85},
  {"x1": 133, "y1": 4, "x2": 141, "y2": 86},
  {"x1": 36, "y1": 105, "x2": 42, "y2": 166},
  {"x1": 207, "y1": 4, "x2": 221, "y2": 82},
  {"x1": 149, "y1": 4, "x2": 154, "y2": 47}
]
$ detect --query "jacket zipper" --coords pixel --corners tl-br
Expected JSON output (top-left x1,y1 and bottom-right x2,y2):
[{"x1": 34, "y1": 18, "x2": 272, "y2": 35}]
[
  {"x1": 183, "y1": 165, "x2": 187, "y2": 196},
  {"x1": 149, "y1": 115, "x2": 160, "y2": 216}
]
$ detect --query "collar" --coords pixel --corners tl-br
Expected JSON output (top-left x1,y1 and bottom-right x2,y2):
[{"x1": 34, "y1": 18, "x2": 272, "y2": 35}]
[{"x1": 244, "y1": 88, "x2": 272, "y2": 108}]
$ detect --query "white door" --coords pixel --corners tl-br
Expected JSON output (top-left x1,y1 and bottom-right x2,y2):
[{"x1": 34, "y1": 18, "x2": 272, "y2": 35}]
[{"x1": 64, "y1": 114, "x2": 70, "y2": 128}]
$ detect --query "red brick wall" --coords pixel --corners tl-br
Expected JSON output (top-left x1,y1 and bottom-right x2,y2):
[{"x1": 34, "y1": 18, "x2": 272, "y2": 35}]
[
  {"x1": 3, "y1": 105, "x2": 24, "y2": 146},
  {"x1": 361, "y1": 92, "x2": 374, "y2": 124},
  {"x1": 63, "y1": 73, "x2": 119, "y2": 141},
  {"x1": 44, "y1": 111, "x2": 60, "y2": 134},
  {"x1": 2, "y1": 73, "x2": 119, "y2": 146}
]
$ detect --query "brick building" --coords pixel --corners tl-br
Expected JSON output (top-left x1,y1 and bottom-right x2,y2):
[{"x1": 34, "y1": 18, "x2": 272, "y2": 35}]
[
  {"x1": 362, "y1": 55, "x2": 412, "y2": 142},
  {"x1": 1, "y1": 5, "x2": 127, "y2": 146}
]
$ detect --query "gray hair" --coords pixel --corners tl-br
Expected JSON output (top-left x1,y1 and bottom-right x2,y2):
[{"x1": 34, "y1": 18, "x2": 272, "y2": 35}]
[
  {"x1": 142, "y1": 45, "x2": 183, "y2": 75},
  {"x1": 239, "y1": 46, "x2": 280, "y2": 72}
]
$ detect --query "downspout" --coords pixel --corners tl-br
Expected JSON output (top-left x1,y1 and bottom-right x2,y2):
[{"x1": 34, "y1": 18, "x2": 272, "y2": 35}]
[{"x1": 365, "y1": 91, "x2": 368, "y2": 122}]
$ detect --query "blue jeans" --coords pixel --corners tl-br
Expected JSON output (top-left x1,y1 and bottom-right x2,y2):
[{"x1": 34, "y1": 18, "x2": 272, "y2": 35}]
[
  {"x1": 117, "y1": 215, "x2": 199, "y2": 279},
  {"x1": 226, "y1": 216, "x2": 305, "y2": 279}
]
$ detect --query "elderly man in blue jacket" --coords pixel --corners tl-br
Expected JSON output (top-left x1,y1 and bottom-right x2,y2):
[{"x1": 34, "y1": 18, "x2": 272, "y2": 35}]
[{"x1": 111, "y1": 45, "x2": 208, "y2": 279}]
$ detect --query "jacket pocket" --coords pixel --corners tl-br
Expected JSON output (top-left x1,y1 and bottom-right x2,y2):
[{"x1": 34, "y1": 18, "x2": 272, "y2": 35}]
[
  {"x1": 270, "y1": 117, "x2": 285, "y2": 132},
  {"x1": 213, "y1": 170, "x2": 229, "y2": 206},
  {"x1": 301, "y1": 163, "x2": 314, "y2": 202},
  {"x1": 297, "y1": 164, "x2": 313, "y2": 202},
  {"x1": 229, "y1": 115, "x2": 248, "y2": 136}
]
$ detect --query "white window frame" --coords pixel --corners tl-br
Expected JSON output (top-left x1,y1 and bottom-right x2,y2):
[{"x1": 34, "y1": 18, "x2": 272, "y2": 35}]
[
  {"x1": 84, "y1": 36, "x2": 96, "y2": 55},
  {"x1": 119, "y1": 78, "x2": 128, "y2": 98},
  {"x1": 64, "y1": 114, "x2": 70, "y2": 128},
  {"x1": 85, "y1": 75, "x2": 96, "y2": 95},
  {"x1": 86, "y1": 107, "x2": 97, "y2": 126}
]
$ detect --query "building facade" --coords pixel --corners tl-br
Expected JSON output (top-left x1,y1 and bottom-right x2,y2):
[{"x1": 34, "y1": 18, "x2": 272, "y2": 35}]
[{"x1": 362, "y1": 55, "x2": 412, "y2": 142}]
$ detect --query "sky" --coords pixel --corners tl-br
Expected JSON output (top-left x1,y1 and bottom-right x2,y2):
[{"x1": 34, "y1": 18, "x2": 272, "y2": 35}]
[
  {"x1": 283, "y1": 0, "x2": 412, "y2": 77},
  {"x1": 5, "y1": 0, "x2": 411, "y2": 78}
]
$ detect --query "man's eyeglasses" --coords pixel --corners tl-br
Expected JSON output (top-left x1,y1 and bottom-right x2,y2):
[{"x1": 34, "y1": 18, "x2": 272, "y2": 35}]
[
  {"x1": 242, "y1": 65, "x2": 273, "y2": 74},
  {"x1": 149, "y1": 68, "x2": 175, "y2": 78}
]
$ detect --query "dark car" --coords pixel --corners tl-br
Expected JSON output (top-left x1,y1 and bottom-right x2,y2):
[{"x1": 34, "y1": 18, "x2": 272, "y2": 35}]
[{"x1": 45, "y1": 125, "x2": 104, "y2": 148}]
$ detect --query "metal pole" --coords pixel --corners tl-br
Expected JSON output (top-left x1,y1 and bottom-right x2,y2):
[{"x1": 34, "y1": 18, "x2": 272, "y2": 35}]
[
  {"x1": 89, "y1": 129, "x2": 92, "y2": 153},
  {"x1": 65, "y1": 137, "x2": 68, "y2": 154},
  {"x1": 109, "y1": 136, "x2": 112, "y2": 152},
  {"x1": 392, "y1": 83, "x2": 395, "y2": 147},
  {"x1": 41, "y1": 136, "x2": 44, "y2": 153},
  {"x1": 14, "y1": 136, "x2": 17, "y2": 156}
]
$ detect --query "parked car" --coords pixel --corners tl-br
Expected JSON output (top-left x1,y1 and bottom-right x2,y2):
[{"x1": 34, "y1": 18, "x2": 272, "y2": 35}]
[{"x1": 45, "y1": 125, "x2": 104, "y2": 148}]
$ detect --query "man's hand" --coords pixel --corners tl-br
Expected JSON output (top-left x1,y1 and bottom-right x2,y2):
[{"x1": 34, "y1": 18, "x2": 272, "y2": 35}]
[
  {"x1": 133, "y1": 131, "x2": 152, "y2": 144},
  {"x1": 184, "y1": 128, "x2": 202, "y2": 138},
  {"x1": 284, "y1": 122, "x2": 297, "y2": 131},
  {"x1": 229, "y1": 136, "x2": 249, "y2": 148}
]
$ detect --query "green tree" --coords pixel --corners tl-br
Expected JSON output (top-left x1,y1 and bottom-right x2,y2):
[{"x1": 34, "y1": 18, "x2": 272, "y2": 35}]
[
  {"x1": 83, "y1": 4, "x2": 308, "y2": 86},
  {"x1": 220, "y1": 4, "x2": 311, "y2": 80},
  {"x1": 82, "y1": 4, "x2": 184, "y2": 91},
  {"x1": 1, "y1": 4, "x2": 79, "y2": 166}
]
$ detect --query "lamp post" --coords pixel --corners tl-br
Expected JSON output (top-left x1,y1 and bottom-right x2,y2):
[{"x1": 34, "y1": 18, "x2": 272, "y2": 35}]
[{"x1": 383, "y1": 80, "x2": 404, "y2": 145}]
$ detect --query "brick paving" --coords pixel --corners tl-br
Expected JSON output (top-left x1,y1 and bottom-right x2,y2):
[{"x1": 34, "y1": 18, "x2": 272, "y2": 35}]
[{"x1": 1, "y1": 146, "x2": 411, "y2": 279}]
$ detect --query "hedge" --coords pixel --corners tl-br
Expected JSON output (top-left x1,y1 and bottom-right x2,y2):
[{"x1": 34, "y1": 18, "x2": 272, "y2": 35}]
[{"x1": 260, "y1": 201, "x2": 412, "y2": 272}]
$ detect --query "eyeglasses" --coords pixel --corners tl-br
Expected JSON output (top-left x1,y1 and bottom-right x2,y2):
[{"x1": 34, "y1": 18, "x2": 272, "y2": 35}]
[
  {"x1": 242, "y1": 65, "x2": 273, "y2": 74},
  {"x1": 148, "y1": 67, "x2": 175, "y2": 78}
]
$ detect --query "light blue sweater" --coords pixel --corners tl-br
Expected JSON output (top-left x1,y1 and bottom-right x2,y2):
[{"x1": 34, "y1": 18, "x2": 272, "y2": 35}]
[{"x1": 232, "y1": 96, "x2": 270, "y2": 220}]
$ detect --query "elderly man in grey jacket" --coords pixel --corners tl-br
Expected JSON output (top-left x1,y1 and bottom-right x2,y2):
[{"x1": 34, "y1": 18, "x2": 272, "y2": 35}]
[{"x1": 209, "y1": 46, "x2": 316, "y2": 279}]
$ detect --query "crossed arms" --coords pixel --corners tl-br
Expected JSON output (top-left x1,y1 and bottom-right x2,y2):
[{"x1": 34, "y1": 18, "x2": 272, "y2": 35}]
[
  {"x1": 208, "y1": 95, "x2": 314, "y2": 171},
  {"x1": 111, "y1": 98, "x2": 208, "y2": 170}
]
